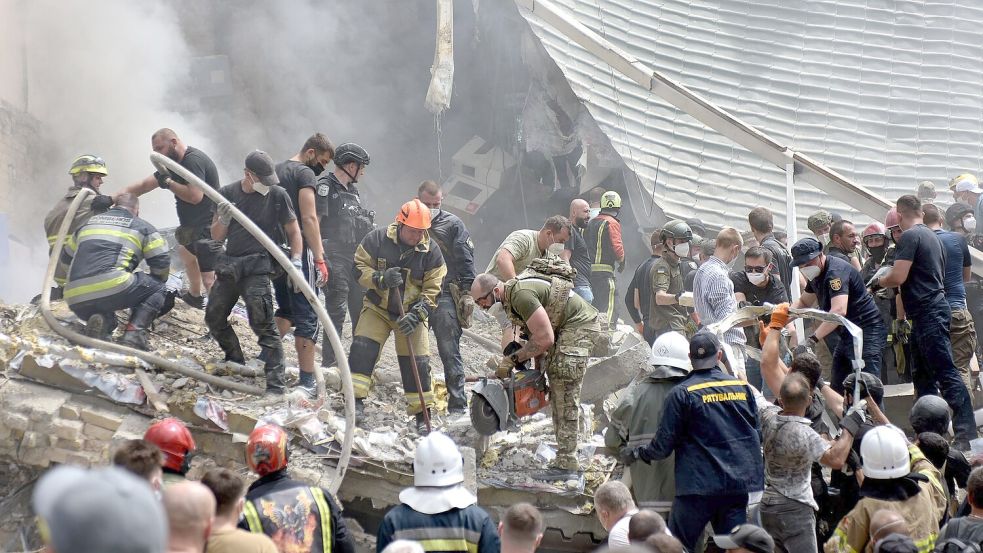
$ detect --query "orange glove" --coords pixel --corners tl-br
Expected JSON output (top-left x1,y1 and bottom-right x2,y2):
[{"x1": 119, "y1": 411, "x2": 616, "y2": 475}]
[{"x1": 769, "y1": 303, "x2": 790, "y2": 330}]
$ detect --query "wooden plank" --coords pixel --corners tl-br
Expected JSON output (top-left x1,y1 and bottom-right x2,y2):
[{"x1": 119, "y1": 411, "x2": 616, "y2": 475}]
[{"x1": 134, "y1": 368, "x2": 169, "y2": 414}]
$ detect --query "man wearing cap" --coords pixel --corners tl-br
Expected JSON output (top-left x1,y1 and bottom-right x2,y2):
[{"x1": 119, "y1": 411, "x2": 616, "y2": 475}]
[
  {"x1": 33, "y1": 465, "x2": 168, "y2": 553},
  {"x1": 377, "y1": 432, "x2": 500, "y2": 553},
  {"x1": 874, "y1": 195, "x2": 979, "y2": 448},
  {"x1": 790, "y1": 236, "x2": 886, "y2": 394},
  {"x1": 714, "y1": 524, "x2": 775, "y2": 553},
  {"x1": 917, "y1": 181, "x2": 937, "y2": 205},
  {"x1": 206, "y1": 150, "x2": 302, "y2": 394},
  {"x1": 621, "y1": 331, "x2": 764, "y2": 552},
  {"x1": 808, "y1": 210, "x2": 833, "y2": 247},
  {"x1": 951, "y1": 174, "x2": 983, "y2": 236}
]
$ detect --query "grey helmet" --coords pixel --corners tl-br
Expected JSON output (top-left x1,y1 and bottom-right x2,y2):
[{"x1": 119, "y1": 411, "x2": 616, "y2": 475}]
[
  {"x1": 842, "y1": 372, "x2": 884, "y2": 405},
  {"x1": 333, "y1": 143, "x2": 371, "y2": 168},
  {"x1": 909, "y1": 395, "x2": 951, "y2": 435}
]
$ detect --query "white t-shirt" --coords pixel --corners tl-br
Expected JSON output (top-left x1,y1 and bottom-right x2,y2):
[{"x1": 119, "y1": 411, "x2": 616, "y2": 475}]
[{"x1": 608, "y1": 509, "x2": 638, "y2": 547}]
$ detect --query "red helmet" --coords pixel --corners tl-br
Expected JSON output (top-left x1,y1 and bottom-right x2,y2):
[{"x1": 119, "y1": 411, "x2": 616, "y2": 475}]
[
  {"x1": 144, "y1": 418, "x2": 196, "y2": 473},
  {"x1": 246, "y1": 424, "x2": 289, "y2": 476},
  {"x1": 884, "y1": 208, "x2": 901, "y2": 229},
  {"x1": 862, "y1": 222, "x2": 886, "y2": 244}
]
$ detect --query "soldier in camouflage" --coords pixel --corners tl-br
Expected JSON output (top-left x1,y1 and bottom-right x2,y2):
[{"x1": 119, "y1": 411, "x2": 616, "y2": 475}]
[{"x1": 471, "y1": 260, "x2": 600, "y2": 475}]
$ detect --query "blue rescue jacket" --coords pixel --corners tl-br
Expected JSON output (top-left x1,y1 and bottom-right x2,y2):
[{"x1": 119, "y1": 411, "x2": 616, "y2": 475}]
[{"x1": 638, "y1": 366, "x2": 764, "y2": 496}]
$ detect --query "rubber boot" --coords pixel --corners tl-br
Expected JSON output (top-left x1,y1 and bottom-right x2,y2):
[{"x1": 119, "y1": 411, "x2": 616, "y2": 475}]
[
  {"x1": 85, "y1": 313, "x2": 116, "y2": 341},
  {"x1": 120, "y1": 305, "x2": 157, "y2": 351}
]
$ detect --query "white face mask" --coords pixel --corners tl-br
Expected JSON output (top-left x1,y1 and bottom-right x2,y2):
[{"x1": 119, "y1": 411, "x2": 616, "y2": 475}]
[
  {"x1": 673, "y1": 243, "x2": 690, "y2": 258},
  {"x1": 964, "y1": 216, "x2": 977, "y2": 232},
  {"x1": 816, "y1": 233, "x2": 829, "y2": 245},
  {"x1": 548, "y1": 242, "x2": 565, "y2": 256},
  {"x1": 746, "y1": 272, "x2": 766, "y2": 285},
  {"x1": 253, "y1": 182, "x2": 271, "y2": 196},
  {"x1": 429, "y1": 208, "x2": 440, "y2": 220},
  {"x1": 800, "y1": 265, "x2": 821, "y2": 281},
  {"x1": 588, "y1": 207, "x2": 601, "y2": 219}
]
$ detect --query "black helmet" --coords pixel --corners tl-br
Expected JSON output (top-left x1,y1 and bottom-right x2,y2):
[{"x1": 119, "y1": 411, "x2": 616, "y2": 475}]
[
  {"x1": 909, "y1": 395, "x2": 951, "y2": 435},
  {"x1": 945, "y1": 202, "x2": 974, "y2": 228},
  {"x1": 660, "y1": 220, "x2": 693, "y2": 243},
  {"x1": 333, "y1": 143, "x2": 371, "y2": 167},
  {"x1": 842, "y1": 372, "x2": 884, "y2": 404}
]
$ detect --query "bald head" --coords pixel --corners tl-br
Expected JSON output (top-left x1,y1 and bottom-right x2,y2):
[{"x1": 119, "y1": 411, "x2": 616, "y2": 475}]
[
  {"x1": 164, "y1": 481, "x2": 215, "y2": 549},
  {"x1": 115, "y1": 192, "x2": 139, "y2": 214},
  {"x1": 628, "y1": 509, "x2": 666, "y2": 543},
  {"x1": 471, "y1": 273, "x2": 500, "y2": 299},
  {"x1": 870, "y1": 509, "x2": 908, "y2": 542},
  {"x1": 151, "y1": 128, "x2": 177, "y2": 142}
]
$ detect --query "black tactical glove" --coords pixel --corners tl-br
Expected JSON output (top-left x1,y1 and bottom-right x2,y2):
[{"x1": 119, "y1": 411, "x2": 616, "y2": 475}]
[
  {"x1": 91, "y1": 194, "x2": 113, "y2": 213},
  {"x1": 154, "y1": 171, "x2": 170, "y2": 190},
  {"x1": 397, "y1": 303, "x2": 428, "y2": 336},
  {"x1": 618, "y1": 447, "x2": 640, "y2": 466},
  {"x1": 839, "y1": 401, "x2": 868, "y2": 437},
  {"x1": 373, "y1": 267, "x2": 404, "y2": 290}
]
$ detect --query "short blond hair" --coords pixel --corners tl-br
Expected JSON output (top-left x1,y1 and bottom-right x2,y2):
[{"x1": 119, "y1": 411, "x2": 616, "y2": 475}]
[{"x1": 715, "y1": 227, "x2": 743, "y2": 249}]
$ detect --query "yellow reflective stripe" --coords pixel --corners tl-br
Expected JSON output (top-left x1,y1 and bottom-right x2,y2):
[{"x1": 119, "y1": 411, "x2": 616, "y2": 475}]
[
  {"x1": 143, "y1": 235, "x2": 167, "y2": 256},
  {"x1": 915, "y1": 535, "x2": 936, "y2": 553},
  {"x1": 594, "y1": 222, "x2": 606, "y2": 264},
  {"x1": 591, "y1": 263, "x2": 614, "y2": 272},
  {"x1": 687, "y1": 379, "x2": 746, "y2": 392},
  {"x1": 311, "y1": 488, "x2": 333, "y2": 553},
  {"x1": 243, "y1": 501, "x2": 263, "y2": 533},
  {"x1": 418, "y1": 539, "x2": 478, "y2": 553},
  {"x1": 63, "y1": 273, "x2": 131, "y2": 299},
  {"x1": 352, "y1": 373, "x2": 373, "y2": 397},
  {"x1": 831, "y1": 526, "x2": 857, "y2": 553},
  {"x1": 76, "y1": 227, "x2": 142, "y2": 249}
]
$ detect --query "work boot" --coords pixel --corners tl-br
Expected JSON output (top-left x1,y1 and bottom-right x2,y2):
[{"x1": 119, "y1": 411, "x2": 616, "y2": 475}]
[
  {"x1": 265, "y1": 365, "x2": 286, "y2": 395},
  {"x1": 415, "y1": 409, "x2": 432, "y2": 435},
  {"x1": 354, "y1": 399, "x2": 366, "y2": 424},
  {"x1": 120, "y1": 304, "x2": 157, "y2": 351},
  {"x1": 85, "y1": 314, "x2": 114, "y2": 341},
  {"x1": 180, "y1": 291, "x2": 205, "y2": 310},
  {"x1": 120, "y1": 328, "x2": 150, "y2": 351},
  {"x1": 535, "y1": 456, "x2": 581, "y2": 481}
]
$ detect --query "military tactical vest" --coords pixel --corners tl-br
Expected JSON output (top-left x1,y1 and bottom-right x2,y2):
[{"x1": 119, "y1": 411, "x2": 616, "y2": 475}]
[
  {"x1": 319, "y1": 174, "x2": 374, "y2": 252},
  {"x1": 503, "y1": 256, "x2": 576, "y2": 329}
]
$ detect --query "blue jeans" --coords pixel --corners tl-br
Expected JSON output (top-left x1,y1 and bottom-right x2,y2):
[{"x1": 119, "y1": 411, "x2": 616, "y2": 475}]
[
  {"x1": 668, "y1": 493, "x2": 748, "y2": 552},
  {"x1": 431, "y1": 291, "x2": 467, "y2": 411},
  {"x1": 831, "y1": 321, "x2": 886, "y2": 395},
  {"x1": 574, "y1": 285, "x2": 593, "y2": 304},
  {"x1": 910, "y1": 303, "x2": 977, "y2": 443}
]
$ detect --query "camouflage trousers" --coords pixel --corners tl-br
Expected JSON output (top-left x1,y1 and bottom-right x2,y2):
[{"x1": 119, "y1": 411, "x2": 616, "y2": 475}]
[{"x1": 545, "y1": 319, "x2": 600, "y2": 470}]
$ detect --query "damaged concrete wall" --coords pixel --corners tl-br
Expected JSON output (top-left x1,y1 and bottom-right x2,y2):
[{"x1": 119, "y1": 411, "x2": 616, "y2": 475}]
[{"x1": 0, "y1": 101, "x2": 44, "y2": 303}]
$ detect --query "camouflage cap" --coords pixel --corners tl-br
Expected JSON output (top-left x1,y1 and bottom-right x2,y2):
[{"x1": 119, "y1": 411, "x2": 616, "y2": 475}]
[
  {"x1": 916, "y1": 180, "x2": 936, "y2": 200},
  {"x1": 806, "y1": 210, "x2": 832, "y2": 232}
]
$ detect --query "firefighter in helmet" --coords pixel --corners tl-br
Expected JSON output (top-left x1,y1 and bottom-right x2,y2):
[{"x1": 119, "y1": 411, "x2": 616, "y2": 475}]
[
  {"x1": 143, "y1": 418, "x2": 196, "y2": 488},
  {"x1": 585, "y1": 190, "x2": 626, "y2": 328}
]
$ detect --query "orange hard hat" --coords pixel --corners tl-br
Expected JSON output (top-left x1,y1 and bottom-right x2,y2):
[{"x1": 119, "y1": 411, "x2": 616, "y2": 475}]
[
  {"x1": 144, "y1": 418, "x2": 196, "y2": 473},
  {"x1": 396, "y1": 198, "x2": 432, "y2": 230},
  {"x1": 246, "y1": 424, "x2": 289, "y2": 476}
]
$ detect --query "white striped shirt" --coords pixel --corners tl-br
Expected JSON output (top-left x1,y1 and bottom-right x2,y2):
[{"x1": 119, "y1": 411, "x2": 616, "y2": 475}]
[{"x1": 693, "y1": 256, "x2": 747, "y2": 346}]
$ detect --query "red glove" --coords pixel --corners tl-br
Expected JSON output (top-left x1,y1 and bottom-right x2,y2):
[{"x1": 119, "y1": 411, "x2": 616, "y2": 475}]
[{"x1": 315, "y1": 259, "x2": 329, "y2": 287}]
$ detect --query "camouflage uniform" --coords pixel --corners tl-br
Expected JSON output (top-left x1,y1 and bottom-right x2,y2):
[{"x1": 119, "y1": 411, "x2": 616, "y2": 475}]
[{"x1": 503, "y1": 267, "x2": 600, "y2": 471}]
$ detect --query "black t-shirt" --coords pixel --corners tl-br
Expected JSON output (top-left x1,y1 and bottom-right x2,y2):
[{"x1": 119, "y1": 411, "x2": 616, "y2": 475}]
[
  {"x1": 173, "y1": 146, "x2": 220, "y2": 228},
  {"x1": 894, "y1": 224, "x2": 947, "y2": 317},
  {"x1": 805, "y1": 255, "x2": 882, "y2": 336},
  {"x1": 730, "y1": 271, "x2": 788, "y2": 343},
  {"x1": 564, "y1": 227, "x2": 591, "y2": 287},
  {"x1": 219, "y1": 181, "x2": 296, "y2": 257},
  {"x1": 274, "y1": 160, "x2": 318, "y2": 235}
]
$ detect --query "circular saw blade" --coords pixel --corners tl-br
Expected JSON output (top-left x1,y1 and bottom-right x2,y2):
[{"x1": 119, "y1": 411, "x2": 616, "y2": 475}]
[{"x1": 470, "y1": 393, "x2": 501, "y2": 436}]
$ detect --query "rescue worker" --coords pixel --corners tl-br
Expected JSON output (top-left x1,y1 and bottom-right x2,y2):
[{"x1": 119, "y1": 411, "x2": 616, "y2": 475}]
[
  {"x1": 418, "y1": 181, "x2": 476, "y2": 417},
  {"x1": 561, "y1": 198, "x2": 594, "y2": 302},
  {"x1": 144, "y1": 417, "x2": 196, "y2": 488},
  {"x1": 790, "y1": 237, "x2": 886, "y2": 393},
  {"x1": 808, "y1": 210, "x2": 833, "y2": 247},
  {"x1": 910, "y1": 395, "x2": 972, "y2": 511},
  {"x1": 376, "y1": 432, "x2": 499, "y2": 553},
  {"x1": 861, "y1": 222, "x2": 897, "y2": 378},
  {"x1": 621, "y1": 331, "x2": 763, "y2": 551},
  {"x1": 59, "y1": 193, "x2": 170, "y2": 349},
  {"x1": 871, "y1": 195, "x2": 978, "y2": 448},
  {"x1": 43, "y1": 155, "x2": 113, "y2": 294},
  {"x1": 470, "y1": 265, "x2": 601, "y2": 475},
  {"x1": 732, "y1": 246, "x2": 789, "y2": 395},
  {"x1": 884, "y1": 207, "x2": 913, "y2": 383},
  {"x1": 272, "y1": 133, "x2": 335, "y2": 396},
  {"x1": 625, "y1": 230, "x2": 663, "y2": 343},
  {"x1": 748, "y1": 206, "x2": 793, "y2": 299},
  {"x1": 946, "y1": 202, "x2": 983, "y2": 364},
  {"x1": 585, "y1": 190, "x2": 626, "y2": 327},
  {"x1": 349, "y1": 199, "x2": 446, "y2": 432},
  {"x1": 828, "y1": 219, "x2": 863, "y2": 271},
  {"x1": 917, "y1": 181, "x2": 937, "y2": 205},
  {"x1": 120, "y1": 128, "x2": 221, "y2": 308},
  {"x1": 205, "y1": 150, "x2": 302, "y2": 395},
  {"x1": 240, "y1": 424, "x2": 355, "y2": 553},
  {"x1": 606, "y1": 331, "x2": 692, "y2": 514},
  {"x1": 318, "y1": 142, "x2": 374, "y2": 368},
  {"x1": 825, "y1": 426, "x2": 940, "y2": 553},
  {"x1": 950, "y1": 174, "x2": 983, "y2": 234},
  {"x1": 923, "y1": 204, "x2": 977, "y2": 395},
  {"x1": 649, "y1": 220, "x2": 693, "y2": 341}
]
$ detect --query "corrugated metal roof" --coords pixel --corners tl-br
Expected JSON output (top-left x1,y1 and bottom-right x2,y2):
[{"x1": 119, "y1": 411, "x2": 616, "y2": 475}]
[{"x1": 519, "y1": 0, "x2": 983, "y2": 230}]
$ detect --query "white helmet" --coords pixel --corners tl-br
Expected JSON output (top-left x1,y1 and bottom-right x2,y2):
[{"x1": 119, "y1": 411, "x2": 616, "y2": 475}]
[
  {"x1": 413, "y1": 431, "x2": 464, "y2": 487},
  {"x1": 861, "y1": 425, "x2": 910, "y2": 479},
  {"x1": 649, "y1": 332, "x2": 692, "y2": 376}
]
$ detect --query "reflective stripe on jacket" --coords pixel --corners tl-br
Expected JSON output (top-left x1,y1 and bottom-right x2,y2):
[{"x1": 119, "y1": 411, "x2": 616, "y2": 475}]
[
  {"x1": 354, "y1": 223, "x2": 446, "y2": 318},
  {"x1": 586, "y1": 213, "x2": 624, "y2": 273},
  {"x1": 376, "y1": 504, "x2": 500, "y2": 553}
]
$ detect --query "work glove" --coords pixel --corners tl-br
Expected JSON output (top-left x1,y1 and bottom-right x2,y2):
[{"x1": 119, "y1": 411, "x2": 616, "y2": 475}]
[
  {"x1": 197, "y1": 239, "x2": 224, "y2": 257},
  {"x1": 495, "y1": 355, "x2": 516, "y2": 379},
  {"x1": 618, "y1": 446, "x2": 640, "y2": 466},
  {"x1": 314, "y1": 258, "x2": 330, "y2": 288},
  {"x1": 397, "y1": 302, "x2": 428, "y2": 336},
  {"x1": 91, "y1": 194, "x2": 113, "y2": 213},
  {"x1": 840, "y1": 400, "x2": 868, "y2": 437},
  {"x1": 616, "y1": 260, "x2": 626, "y2": 273},
  {"x1": 457, "y1": 293, "x2": 475, "y2": 328},
  {"x1": 216, "y1": 202, "x2": 234, "y2": 226},
  {"x1": 769, "y1": 303, "x2": 790, "y2": 330},
  {"x1": 154, "y1": 171, "x2": 170, "y2": 190},
  {"x1": 289, "y1": 258, "x2": 305, "y2": 293},
  {"x1": 373, "y1": 267, "x2": 403, "y2": 290},
  {"x1": 867, "y1": 265, "x2": 891, "y2": 290}
]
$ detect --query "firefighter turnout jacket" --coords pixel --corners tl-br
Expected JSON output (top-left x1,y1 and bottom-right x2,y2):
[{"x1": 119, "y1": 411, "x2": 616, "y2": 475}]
[
  {"x1": 586, "y1": 211, "x2": 624, "y2": 274},
  {"x1": 45, "y1": 187, "x2": 110, "y2": 284},
  {"x1": 240, "y1": 469, "x2": 355, "y2": 553},
  {"x1": 355, "y1": 223, "x2": 446, "y2": 319},
  {"x1": 59, "y1": 207, "x2": 170, "y2": 307},
  {"x1": 376, "y1": 504, "x2": 500, "y2": 553}
]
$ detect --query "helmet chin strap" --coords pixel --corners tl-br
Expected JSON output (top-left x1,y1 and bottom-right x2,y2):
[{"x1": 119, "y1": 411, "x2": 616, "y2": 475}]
[{"x1": 341, "y1": 163, "x2": 361, "y2": 184}]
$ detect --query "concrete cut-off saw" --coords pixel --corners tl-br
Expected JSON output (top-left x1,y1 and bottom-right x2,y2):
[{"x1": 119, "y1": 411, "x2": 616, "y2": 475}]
[{"x1": 470, "y1": 343, "x2": 550, "y2": 435}]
